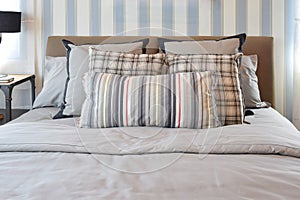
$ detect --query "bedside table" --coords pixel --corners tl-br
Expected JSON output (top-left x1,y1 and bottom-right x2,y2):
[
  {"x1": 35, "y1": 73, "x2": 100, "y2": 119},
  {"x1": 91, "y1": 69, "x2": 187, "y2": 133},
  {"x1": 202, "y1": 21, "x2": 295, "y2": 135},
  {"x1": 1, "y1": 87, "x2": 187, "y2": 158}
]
[{"x1": 0, "y1": 74, "x2": 35, "y2": 123}]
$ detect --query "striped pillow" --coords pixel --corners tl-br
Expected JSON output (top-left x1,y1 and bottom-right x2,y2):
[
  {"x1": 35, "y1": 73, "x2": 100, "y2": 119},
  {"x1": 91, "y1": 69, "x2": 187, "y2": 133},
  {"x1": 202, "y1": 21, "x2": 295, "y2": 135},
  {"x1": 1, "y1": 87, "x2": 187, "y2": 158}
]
[
  {"x1": 166, "y1": 53, "x2": 244, "y2": 125},
  {"x1": 79, "y1": 71, "x2": 220, "y2": 129},
  {"x1": 89, "y1": 48, "x2": 168, "y2": 75}
]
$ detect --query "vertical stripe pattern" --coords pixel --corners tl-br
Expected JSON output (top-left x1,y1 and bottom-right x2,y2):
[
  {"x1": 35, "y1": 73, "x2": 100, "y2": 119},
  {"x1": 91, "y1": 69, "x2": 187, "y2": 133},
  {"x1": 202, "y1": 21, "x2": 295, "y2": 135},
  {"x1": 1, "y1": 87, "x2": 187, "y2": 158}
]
[
  {"x1": 223, "y1": 0, "x2": 236, "y2": 35},
  {"x1": 212, "y1": 0, "x2": 222, "y2": 36},
  {"x1": 236, "y1": 0, "x2": 247, "y2": 33},
  {"x1": 90, "y1": 0, "x2": 100, "y2": 35},
  {"x1": 77, "y1": 0, "x2": 90, "y2": 35},
  {"x1": 43, "y1": 0, "x2": 52, "y2": 52},
  {"x1": 52, "y1": 0, "x2": 66, "y2": 35},
  {"x1": 285, "y1": 0, "x2": 295, "y2": 121},
  {"x1": 198, "y1": 0, "x2": 212, "y2": 35},
  {"x1": 261, "y1": 0, "x2": 272, "y2": 36},
  {"x1": 163, "y1": 0, "x2": 173, "y2": 35},
  {"x1": 115, "y1": 0, "x2": 124, "y2": 35},
  {"x1": 188, "y1": 0, "x2": 199, "y2": 35},
  {"x1": 174, "y1": 0, "x2": 187, "y2": 35},
  {"x1": 149, "y1": 0, "x2": 163, "y2": 35},
  {"x1": 66, "y1": 0, "x2": 76, "y2": 35},
  {"x1": 247, "y1": 0, "x2": 261, "y2": 35},
  {"x1": 44, "y1": 0, "x2": 274, "y2": 38},
  {"x1": 80, "y1": 71, "x2": 219, "y2": 129},
  {"x1": 139, "y1": 0, "x2": 150, "y2": 35},
  {"x1": 125, "y1": 0, "x2": 138, "y2": 35}
]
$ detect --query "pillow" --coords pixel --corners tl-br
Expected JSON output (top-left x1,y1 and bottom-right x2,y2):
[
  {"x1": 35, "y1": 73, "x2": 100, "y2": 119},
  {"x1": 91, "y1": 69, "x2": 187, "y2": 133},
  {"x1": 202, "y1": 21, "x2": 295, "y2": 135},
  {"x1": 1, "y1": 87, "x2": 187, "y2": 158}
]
[
  {"x1": 54, "y1": 39, "x2": 149, "y2": 119},
  {"x1": 79, "y1": 71, "x2": 220, "y2": 129},
  {"x1": 89, "y1": 48, "x2": 168, "y2": 75},
  {"x1": 158, "y1": 33, "x2": 246, "y2": 54},
  {"x1": 167, "y1": 53, "x2": 244, "y2": 125},
  {"x1": 240, "y1": 55, "x2": 270, "y2": 108},
  {"x1": 33, "y1": 56, "x2": 67, "y2": 108}
]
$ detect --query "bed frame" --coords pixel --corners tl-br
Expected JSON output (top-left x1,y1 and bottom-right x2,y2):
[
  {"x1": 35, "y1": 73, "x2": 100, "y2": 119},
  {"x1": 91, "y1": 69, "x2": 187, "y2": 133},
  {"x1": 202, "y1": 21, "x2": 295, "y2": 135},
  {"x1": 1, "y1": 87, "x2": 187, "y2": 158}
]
[{"x1": 46, "y1": 36, "x2": 274, "y2": 106}]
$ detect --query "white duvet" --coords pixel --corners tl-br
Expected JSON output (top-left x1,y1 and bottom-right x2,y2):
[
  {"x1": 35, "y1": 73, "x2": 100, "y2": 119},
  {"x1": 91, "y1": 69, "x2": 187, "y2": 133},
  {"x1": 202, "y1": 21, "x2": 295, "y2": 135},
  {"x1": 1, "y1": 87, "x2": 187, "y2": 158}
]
[{"x1": 0, "y1": 107, "x2": 300, "y2": 199}]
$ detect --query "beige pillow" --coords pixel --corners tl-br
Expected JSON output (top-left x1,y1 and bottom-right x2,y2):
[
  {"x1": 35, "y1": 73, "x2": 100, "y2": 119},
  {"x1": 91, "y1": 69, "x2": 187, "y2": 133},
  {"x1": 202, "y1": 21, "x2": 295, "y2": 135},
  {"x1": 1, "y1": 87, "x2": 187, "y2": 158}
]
[
  {"x1": 163, "y1": 38, "x2": 240, "y2": 54},
  {"x1": 158, "y1": 33, "x2": 246, "y2": 54}
]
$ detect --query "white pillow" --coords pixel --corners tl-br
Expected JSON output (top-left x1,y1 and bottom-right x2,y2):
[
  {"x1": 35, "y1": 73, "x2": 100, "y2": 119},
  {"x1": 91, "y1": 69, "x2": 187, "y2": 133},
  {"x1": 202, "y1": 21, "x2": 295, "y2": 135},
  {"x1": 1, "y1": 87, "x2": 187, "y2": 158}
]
[
  {"x1": 56, "y1": 41, "x2": 144, "y2": 118},
  {"x1": 33, "y1": 56, "x2": 67, "y2": 108}
]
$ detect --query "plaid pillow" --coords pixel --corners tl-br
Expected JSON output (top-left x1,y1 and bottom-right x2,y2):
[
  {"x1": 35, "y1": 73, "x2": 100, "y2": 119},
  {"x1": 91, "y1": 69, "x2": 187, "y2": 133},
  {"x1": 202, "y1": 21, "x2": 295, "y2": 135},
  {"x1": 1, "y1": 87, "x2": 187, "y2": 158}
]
[
  {"x1": 89, "y1": 48, "x2": 168, "y2": 75},
  {"x1": 79, "y1": 71, "x2": 220, "y2": 129},
  {"x1": 167, "y1": 53, "x2": 244, "y2": 125}
]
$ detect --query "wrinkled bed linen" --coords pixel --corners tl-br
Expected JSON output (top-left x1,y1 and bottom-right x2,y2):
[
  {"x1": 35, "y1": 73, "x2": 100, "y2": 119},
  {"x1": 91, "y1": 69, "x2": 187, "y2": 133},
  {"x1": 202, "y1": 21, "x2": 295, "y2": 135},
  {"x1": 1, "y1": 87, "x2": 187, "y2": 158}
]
[{"x1": 0, "y1": 107, "x2": 300, "y2": 199}]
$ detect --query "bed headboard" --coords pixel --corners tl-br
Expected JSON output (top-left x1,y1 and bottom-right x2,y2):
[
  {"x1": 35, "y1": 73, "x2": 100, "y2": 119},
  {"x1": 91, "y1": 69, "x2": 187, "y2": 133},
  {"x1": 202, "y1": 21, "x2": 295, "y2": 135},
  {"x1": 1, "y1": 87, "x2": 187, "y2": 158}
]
[{"x1": 46, "y1": 36, "x2": 274, "y2": 106}]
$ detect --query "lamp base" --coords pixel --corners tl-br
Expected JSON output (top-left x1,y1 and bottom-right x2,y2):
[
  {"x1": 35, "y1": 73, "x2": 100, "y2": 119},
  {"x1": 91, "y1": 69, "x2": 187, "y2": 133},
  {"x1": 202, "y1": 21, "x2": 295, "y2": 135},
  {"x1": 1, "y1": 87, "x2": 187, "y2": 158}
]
[{"x1": 0, "y1": 74, "x2": 8, "y2": 78}]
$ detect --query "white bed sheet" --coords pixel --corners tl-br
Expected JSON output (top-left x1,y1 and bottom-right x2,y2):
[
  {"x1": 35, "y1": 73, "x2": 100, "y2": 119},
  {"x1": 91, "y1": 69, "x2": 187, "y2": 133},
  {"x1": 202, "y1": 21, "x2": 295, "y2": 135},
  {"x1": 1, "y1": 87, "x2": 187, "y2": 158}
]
[{"x1": 0, "y1": 107, "x2": 300, "y2": 199}]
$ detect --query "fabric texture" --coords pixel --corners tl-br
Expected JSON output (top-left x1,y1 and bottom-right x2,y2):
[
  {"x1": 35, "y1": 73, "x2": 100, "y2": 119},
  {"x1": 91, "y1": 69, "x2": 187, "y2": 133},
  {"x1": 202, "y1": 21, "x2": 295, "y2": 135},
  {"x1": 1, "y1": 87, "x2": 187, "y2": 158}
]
[
  {"x1": 89, "y1": 48, "x2": 168, "y2": 75},
  {"x1": 33, "y1": 56, "x2": 67, "y2": 108},
  {"x1": 80, "y1": 71, "x2": 219, "y2": 129},
  {"x1": 54, "y1": 40, "x2": 148, "y2": 119},
  {"x1": 158, "y1": 33, "x2": 246, "y2": 54},
  {"x1": 167, "y1": 53, "x2": 244, "y2": 125}
]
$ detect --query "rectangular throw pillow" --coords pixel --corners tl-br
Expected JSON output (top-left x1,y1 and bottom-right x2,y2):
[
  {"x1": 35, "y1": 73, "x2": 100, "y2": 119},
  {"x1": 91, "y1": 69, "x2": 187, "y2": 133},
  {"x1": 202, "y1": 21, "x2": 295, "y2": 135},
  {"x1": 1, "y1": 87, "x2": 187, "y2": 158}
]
[
  {"x1": 89, "y1": 48, "x2": 168, "y2": 75},
  {"x1": 33, "y1": 56, "x2": 67, "y2": 108},
  {"x1": 54, "y1": 39, "x2": 149, "y2": 119},
  {"x1": 158, "y1": 33, "x2": 246, "y2": 54},
  {"x1": 79, "y1": 72, "x2": 220, "y2": 129},
  {"x1": 167, "y1": 53, "x2": 244, "y2": 126}
]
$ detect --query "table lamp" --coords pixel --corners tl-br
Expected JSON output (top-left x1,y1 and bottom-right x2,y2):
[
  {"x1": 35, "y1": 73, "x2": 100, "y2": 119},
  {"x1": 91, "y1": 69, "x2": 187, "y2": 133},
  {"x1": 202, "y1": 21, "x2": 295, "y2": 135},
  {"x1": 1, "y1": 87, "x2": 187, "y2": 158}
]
[{"x1": 0, "y1": 11, "x2": 21, "y2": 78}]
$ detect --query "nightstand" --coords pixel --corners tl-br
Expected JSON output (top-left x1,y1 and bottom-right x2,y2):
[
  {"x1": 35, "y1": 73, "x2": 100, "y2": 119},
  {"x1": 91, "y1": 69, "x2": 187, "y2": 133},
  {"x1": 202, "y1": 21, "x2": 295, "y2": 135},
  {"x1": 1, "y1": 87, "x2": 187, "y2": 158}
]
[{"x1": 0, "y1": 74, "x2": 35, "y2": 123}]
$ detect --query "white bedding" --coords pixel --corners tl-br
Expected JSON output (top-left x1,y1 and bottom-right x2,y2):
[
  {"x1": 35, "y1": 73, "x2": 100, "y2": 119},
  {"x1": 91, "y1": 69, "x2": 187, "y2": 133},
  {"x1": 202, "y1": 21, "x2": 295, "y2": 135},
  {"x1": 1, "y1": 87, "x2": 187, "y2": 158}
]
[{"x1": 0, "y1": 107, "x2": 300, "y2": 199}]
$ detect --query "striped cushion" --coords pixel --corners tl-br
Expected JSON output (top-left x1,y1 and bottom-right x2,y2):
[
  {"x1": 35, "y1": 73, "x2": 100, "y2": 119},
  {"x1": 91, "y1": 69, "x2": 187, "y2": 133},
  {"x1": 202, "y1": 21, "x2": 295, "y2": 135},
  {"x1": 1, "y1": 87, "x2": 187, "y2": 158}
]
[
  {"x1": 79, "y1": 72, "x2": 220, "y2": 129},
  {"x1": 89, "y1": 48, "x2": 168, "y2": 75},
  {"x1": 167, "y1": 53, "x2": 244, "y2": 125}
]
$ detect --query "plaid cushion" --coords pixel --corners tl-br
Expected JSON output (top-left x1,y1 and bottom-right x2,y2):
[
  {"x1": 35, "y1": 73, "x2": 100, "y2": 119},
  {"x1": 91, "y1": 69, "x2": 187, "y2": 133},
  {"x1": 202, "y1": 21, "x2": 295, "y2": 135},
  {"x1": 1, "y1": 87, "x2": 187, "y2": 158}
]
[
  {"x1": 80, "y1": 71, "x2": 220, "y2": 129},
  {"x1": 89, "y1": 48, "x2": 168, "y2": 75},
  {"x1": 167, "y1": 53, "x2": 244, "y2": 125}
]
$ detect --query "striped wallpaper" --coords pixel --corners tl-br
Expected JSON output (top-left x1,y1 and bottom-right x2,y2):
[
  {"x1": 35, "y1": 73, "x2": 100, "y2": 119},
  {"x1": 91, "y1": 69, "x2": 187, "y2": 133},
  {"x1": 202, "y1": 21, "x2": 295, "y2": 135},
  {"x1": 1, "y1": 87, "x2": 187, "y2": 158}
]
[
  {"x1": 44, "y1": 0, "x2": 274, "y2": 37},
  {"x1": 42, "y1": 0, "x2": 293, "y2": 117}
]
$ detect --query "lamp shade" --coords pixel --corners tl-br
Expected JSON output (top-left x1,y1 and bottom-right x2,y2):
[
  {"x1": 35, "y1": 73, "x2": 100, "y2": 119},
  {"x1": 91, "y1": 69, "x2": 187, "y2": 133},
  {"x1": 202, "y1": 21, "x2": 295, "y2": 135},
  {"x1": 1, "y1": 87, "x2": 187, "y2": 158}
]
[{"x1": 0, "y1": 11, "x2": 21, "y2": 33}]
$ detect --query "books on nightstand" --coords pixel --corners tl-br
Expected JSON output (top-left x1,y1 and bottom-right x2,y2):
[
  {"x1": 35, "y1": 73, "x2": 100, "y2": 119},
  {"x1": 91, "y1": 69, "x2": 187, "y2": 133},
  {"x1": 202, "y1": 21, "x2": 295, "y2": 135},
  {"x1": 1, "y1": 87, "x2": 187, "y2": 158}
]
[{"x1": 0, "y1": 76, "x2": 14, "y2": 83}]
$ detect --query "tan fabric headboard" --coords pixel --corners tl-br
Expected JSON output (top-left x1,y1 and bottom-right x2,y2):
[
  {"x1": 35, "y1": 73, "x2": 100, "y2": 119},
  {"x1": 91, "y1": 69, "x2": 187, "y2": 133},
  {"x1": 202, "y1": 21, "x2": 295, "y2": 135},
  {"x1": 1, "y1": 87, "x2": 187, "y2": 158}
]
[{"x1": 46, "y1": 36, "x2": 274, "y2": 105}]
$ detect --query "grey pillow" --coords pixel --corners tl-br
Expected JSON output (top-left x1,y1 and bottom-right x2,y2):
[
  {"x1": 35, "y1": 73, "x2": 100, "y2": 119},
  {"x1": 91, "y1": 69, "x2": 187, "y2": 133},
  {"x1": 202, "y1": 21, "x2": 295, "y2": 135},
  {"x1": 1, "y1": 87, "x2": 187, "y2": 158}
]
[
  {"x1": 33, "y1": 56, "x2": 67, "y2": 108},
  {"x1": 54, "y1": 41, "x2": 146, "y2": 118},
  {"x1": 240, "y1": 55, "x2": 267, "y2": 108}
]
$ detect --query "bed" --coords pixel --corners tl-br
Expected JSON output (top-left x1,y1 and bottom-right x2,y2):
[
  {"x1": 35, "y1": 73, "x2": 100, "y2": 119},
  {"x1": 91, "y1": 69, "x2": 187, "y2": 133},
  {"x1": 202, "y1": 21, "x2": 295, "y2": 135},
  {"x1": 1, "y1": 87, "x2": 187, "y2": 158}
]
[{"x1": 1, "y1": 35, "x2": 300, "y2": 199}]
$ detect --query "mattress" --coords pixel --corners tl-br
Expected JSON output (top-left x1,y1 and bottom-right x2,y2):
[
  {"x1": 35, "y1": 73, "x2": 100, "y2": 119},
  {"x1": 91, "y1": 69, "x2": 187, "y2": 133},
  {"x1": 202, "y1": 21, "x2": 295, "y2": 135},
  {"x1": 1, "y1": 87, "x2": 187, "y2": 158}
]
[{"x1": 0, "y1": 107, "x2": 300, "y2": 199}]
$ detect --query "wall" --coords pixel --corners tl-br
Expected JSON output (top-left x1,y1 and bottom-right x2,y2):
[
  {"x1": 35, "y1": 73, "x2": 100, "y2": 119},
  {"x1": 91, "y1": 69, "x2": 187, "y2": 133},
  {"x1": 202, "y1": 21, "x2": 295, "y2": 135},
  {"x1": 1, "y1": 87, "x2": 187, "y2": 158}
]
[{"x1": 2, "y1": 0, "x2": 293, "y2": 117}]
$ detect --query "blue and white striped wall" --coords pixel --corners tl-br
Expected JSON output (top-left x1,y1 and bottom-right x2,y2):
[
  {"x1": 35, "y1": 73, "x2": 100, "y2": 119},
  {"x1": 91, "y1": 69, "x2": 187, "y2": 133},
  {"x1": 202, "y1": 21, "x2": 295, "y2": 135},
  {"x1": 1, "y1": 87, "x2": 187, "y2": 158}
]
[
  {"x1": 44, "y1": 0, "x2": 275, "y2": 37},
  {"x1": 42, "y1": 0, "x2": 294, "y2": 117}
]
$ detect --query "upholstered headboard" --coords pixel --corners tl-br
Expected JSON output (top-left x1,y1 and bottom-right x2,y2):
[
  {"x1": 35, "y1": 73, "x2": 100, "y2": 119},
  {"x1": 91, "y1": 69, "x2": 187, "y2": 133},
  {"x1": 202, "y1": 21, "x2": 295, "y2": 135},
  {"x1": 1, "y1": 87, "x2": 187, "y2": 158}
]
[{"x1": 46, "y1": 36, "x2": 274, "y2": 105}]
